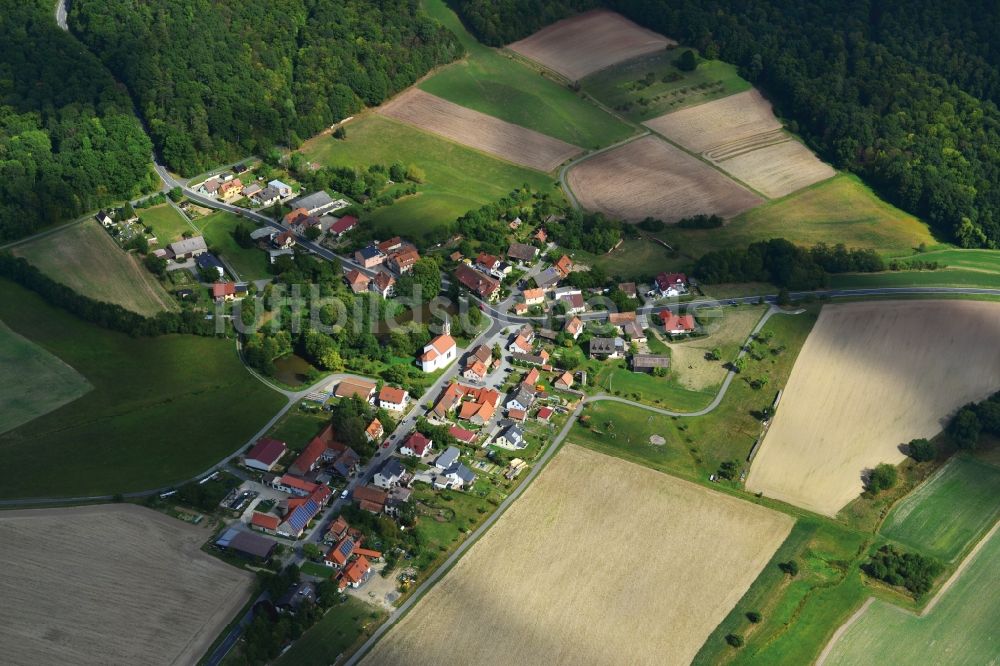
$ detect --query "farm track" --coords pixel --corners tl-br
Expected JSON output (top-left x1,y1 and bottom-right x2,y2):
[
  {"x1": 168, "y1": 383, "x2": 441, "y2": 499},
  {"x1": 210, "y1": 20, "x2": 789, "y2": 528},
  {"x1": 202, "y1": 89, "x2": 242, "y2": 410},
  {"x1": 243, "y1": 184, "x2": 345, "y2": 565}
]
[{"x1": 704, "y1": 129, "x2": 789, "y2": 161}]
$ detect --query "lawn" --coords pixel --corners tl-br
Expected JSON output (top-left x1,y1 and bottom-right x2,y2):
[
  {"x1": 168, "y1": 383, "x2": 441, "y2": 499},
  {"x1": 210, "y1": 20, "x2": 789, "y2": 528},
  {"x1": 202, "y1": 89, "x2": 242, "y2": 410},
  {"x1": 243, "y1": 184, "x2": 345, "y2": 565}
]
[
  {"x1": 0, "y1": 318, "x2": 91, "y2": 436},
  {"x1": 419, "y1": 0, "x2": 634, "y2": 150},
  {"x1": 585, "y1": 359, "x2": 717, "y2": 412},
  {"x1": 300, "y1": 114, "x2": 559, "y2": 241},
  {"x1": 11, "y1": 220, "x2": 177, "y2": 316},
  {"x1": 274, "y1": 597, "x2": 385, "y2": 666},
  {"x1": 567, "y1": 238, "x2": 683, "y2": 280},
  {"x1": 0, "y1": 280, "x2": 286, "y2": 499},
  {"x1": 138, "y1": 203, "x2": 194, "y2": 244},
  {"x1": 880, "y1": 455, "x2": 1000, "y2": 563},
  {"x1": 265, "y1": 405, "x2": 331, "y2": 453},
  {"x1": 195, "y1": 211, "x2": 271, "y2": 281},
  {"x1": 572, "y1": 308, "x2": 817, "y2": 483},
  {"x1": 823, "y1": 525, "x2": 1000, "y2": 666},
  {"x1": 583, "y1": 49, "x2": 751, "y2": 122},
  {"x1": 659, "y1": 175, "x2": 938, "y2": 259},
  {"x1": 693, "y1": 517, "x2": 870, "y2": 666}
]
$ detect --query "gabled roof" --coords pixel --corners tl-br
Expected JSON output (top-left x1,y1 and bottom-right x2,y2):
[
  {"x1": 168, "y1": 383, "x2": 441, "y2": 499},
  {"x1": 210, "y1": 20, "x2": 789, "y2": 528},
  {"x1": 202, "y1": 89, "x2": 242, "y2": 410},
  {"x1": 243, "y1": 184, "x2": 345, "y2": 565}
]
[
  {"x1": 277, "y1": 474, "x2": 319, "y2": 493},
  {"x1": 379, "y1": 385, "x2": 408, "y2": 404},
  {"x1": 377, "y1": 236, "x2": 404, "y2": 253},
  {"x1": 335, "y1": 378, "x2": 376, "y2": 400},
  {"x1": 608, "y1": 311, "x2": 637, "y2": 324},
  {"x1": 283, "y1": 499, "x2": 320, "y2": 533},
  {"x1": 454, "y1": 264, "x2": 500, "y2": 299},
  {"x1": 345, "y1": 269, "x2": 369, "y2": 288},
  {"x1": 251, "y1": 512, "x2": 280, "y2": 531},
  {"x1": 660, "y1": 309, "x2": 696, "y2": 333},
  {"x1": 352, "y1": 485, "x2": 388, "y2": 505},
  {"x1": 212, "y1": 282, "x2": 236, "y2": 298},
  {"x1": 436, "y1": 447, "x2": 460, "y2": 469},
  {"x1": 618, "y1": 282, "x2": 637, "y2": 297},
  {"x1": 554, "y1": 255, "x2": 573, "y2": 277},
  {"x1": 402, "y1": 432, "x2": 433, "y2": 456},
  {"x1": 507, "y1": 242, "x2": 538, "y2": 262},
  {"x1": 522, "y1": 368, "x2": 540, "y2": 386},
  {"x1": 565, "y1": 316, "x2": 583, "y2": 335},
  {"x1": 655, "y1": 272, "x2": 688, "y2": 291},
  {"x1": 371, "y1": 272, "x2": 395, "y2": 293},
  {"x1": 330, "y1": 215, "x2": 358, "y2": 234},
  {"x1": 422, "y1": 334, "x2": 456, "y2": 361},
  {"x1": 378, "y1": 458, "x2": 405, "y2": 480},
  {"x1": 283, "y1": 207, "x2": 309, "y2": 225},
  {"x1": 247, "y1": 438, "x2": 286, "y2": 465},
  {"x1": 555, "y1": 371, "x2": 574, "y2": 388},
  {"x1": 326, "y1": 536, "x2": 356, "y2": 566},
  {"x1": 476, "y1": 252, "x2": 500, "y2": 268},
  {"x1": 449, "y1": 426, "x2": 477, "y2": 444},
  {"x1": 342, "y1": 555, "x2": 371, "y2": 584},
  {"x1": 357, "y1": 245, "x2": 383, "y2": 261},
  {"x1": 365, "y1": 419, "x2": 383, "y2": 440},
  {"x1": 537, "y1": 406, "x2": 554, "y2": 421}
]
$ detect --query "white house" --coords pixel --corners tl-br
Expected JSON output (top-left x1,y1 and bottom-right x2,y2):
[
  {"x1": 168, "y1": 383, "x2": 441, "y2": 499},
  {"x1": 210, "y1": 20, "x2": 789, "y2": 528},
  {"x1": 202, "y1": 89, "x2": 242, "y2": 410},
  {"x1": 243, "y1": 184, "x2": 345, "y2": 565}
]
[
  {"x1": 378, "y1": 386, "x2": 409, "y2": 412},
  {"x1": 268, "y1": 179, "x2": 293, "y2": 198},
  {"x1": 373, "y1": 459, "x2": 406, "y2": 489},
  {"x1": 420, "y1": 322, "x2": 457, "y2": 373},
  {"x1": 494, "y1": 424, "x2": 526, "y2": 450},
  {"x1": 400, "y1": 432, "x2": 433, "y2": 458}
]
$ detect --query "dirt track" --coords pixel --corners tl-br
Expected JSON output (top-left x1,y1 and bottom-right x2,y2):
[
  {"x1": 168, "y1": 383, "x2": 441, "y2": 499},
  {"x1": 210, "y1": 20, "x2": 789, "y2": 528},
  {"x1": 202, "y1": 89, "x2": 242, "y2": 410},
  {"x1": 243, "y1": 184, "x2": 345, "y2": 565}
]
[
  {"x1": 378, "y1": 88, "x2": 582, "y2": 172},
  {"x1": 0, "y1": 504, "x2": 253, "y2": 666},
  {"x1": 364, "y1": 444, "x2": 791, "y2": 666},
  {"x1": 566, "y1": 135, "x2": 763, "y2": 222},
  {"x1": 508, "y1": 10, "x2": 674, "y2": 81},
  {"x1": 746, "y1": 300, "x2": 1000, "y2": 516}
]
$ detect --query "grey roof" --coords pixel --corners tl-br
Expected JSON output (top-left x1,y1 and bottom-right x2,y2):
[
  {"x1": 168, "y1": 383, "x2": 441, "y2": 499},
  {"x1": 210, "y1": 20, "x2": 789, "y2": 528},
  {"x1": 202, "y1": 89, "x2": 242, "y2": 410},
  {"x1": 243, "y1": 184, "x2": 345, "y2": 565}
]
[
  {"x1": 502, "y1": 424, "x2": 524, "y2": 445},
  {"x1": 507, "y1": 242, "x2": 538, "y2": 262},
  {"x1": 435, "y1": 446, "x2": 460, "y2": 469},
  {"x1": 632, "y1": 354, "x2": 670, "y2": 369},
  {"x1": 250, "y1": 226, "x2": 277, "y2": 240},
  {"x1": 254, "y1": 185, "x2": 280, "y2": 201},
  {"x1": 292, "y1": 190, "x2": 335, "y2": 213},
  {"x1": 512, "y1": 352, "x2": 546, "y2": 365},
  {"x1": 450, "y1": 463, "x2": 476, "y2": 484},
  {"x1": 379, "y1": 458, "x2": 405, "y2": 480},
  {"x1": 508, "y1": 386, "x2": 534, "y2": 408},
  {"x1": 590, "y1": 337, "x2": 625, "y2": 354},
  {"x1": 269, "y1": 179, "x2": 292, "y2": 191},
  {"x1": 228, "y1": 530, "x2": 277, "y2": 558},
  {"x1": 196, "y1": 253, "x2": 224, "y2": 272},
  {"x1": 357, "y1": 245, "x2": 382, "y2": 260},
  {"x1": 168, "y1": 236, "x2": 207, "y2": 256},
  {"x1": 534, "y1": 267, "x2": 562, "y2": 288}
]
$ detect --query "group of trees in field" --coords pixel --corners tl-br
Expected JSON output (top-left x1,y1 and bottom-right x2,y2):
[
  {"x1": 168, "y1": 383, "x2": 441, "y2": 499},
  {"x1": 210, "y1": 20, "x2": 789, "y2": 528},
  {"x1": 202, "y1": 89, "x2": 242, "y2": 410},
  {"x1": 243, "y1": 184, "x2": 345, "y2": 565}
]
[
  {"x1": 0, "y1": 1, "x2": 154, "y2": 241},
  {"x1": 68, "y1": 0, "x2": 462, "y2": 175},
  {"x1": 948, "y1": 391, "x2": 1000, "y2": 450},
  {"x1": 546, "y1": 210, "x2": 624, "y2": 254},
  {"x1": 862, "y1": 545, "x2": 943, "y2": 597},
  {"x1": 452, "y1": 0, "x2": 1000, "y2": 247}
]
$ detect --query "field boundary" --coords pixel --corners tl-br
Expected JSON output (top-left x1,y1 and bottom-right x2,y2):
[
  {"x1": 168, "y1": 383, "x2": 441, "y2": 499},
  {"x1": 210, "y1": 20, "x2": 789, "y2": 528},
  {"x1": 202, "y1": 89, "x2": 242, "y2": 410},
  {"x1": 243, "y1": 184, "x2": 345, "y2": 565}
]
[{"x1": 813, "y1": 598, "x2": 874, "y2": 666}]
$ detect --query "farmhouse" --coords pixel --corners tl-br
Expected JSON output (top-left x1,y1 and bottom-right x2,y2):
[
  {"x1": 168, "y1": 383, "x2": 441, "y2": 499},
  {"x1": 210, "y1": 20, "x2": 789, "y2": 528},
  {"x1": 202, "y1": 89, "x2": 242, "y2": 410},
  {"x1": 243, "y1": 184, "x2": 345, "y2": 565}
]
[
  {"x1": 401, "y1": 432, "x2": 433, "y2": 458},
  {"x1": 345, "y1": 269, "x2": 370, "y2": 294},
  {"x1": 369, "y1": 272, "x2": 396, "y2": 298},
  {"x1": 660, "y1": 309, "x2": 696, "y2": 335},
  {"x1": 608, "y1": 311, "x2": 636, "y2": 327},
  {"x1": 272, "y1": 474, "x2": 321, "y2": 497},
  {"x1": 554, "y1": 372, "x2": 574, "y2": 390},
  {"x1": 508, "y1": 242, "x2": 539, "y2": 263},
  {"x1": 289, "y1": 424, "x2": 360, "y2": 478},
  {"x1": 268, "y1": 180, "x2": 293, "y2": 198},
  {"x1": 432, "y1": 383, "x2": 501, "y2": 423},
  {"x1": 420, "y1": 331, "x2": 457, "y2": 373},
  {"x1": 273, "y1": 230, "x2": 296, "y2": 249},
  {"x1": 352, "y1": 485, "x2": 389, "y2": 514},
  {"x1": 378, "y1": 385, "x2": 409, "y2": 412},
  {"x1": 631, "y1": 354, "x2": 670, "y2": 373},
  {"x1": 244, "y1": 438, "x2": 287, "y2": 472},
  {"x1": 277, "y1": 487, "x2": 330, "y2": 538},
  {"x1": 455, "y1": 264, "x2": 501, "y2": 301},
  {"x1": 167, "y1": 236, "x2": 208, "y2": 260},
  {"x1": 655, "y1": 272, "x2": 688, "y2": 297},
  {"x1": 275, "y1": 582, "x2": 316, "y2": 614},
  {"x1": 589, "y1": 337, "x2": 625, "y2": 359},
  {"x1": 335, "y1": 378, "x2": 377, "y2": 402}
]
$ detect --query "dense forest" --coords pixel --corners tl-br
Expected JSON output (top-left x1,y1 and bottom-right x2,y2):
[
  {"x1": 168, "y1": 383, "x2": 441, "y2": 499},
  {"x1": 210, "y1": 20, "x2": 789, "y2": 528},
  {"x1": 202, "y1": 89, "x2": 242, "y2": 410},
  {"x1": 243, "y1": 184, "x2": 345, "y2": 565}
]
[
  {"x1": 0, "y1": 1, "x2": 154, "y2": 241},
  {"x1": 450, "y1": 0, "x2": 1000, "y2": 247},
  {"x1": 69, "y1": 0, "x2": 462, "y2": 175}
]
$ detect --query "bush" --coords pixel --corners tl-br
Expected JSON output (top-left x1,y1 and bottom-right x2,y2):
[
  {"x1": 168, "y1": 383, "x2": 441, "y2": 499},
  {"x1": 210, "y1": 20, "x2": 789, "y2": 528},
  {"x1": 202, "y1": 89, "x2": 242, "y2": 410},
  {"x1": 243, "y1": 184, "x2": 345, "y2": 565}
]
[
  {"x1": 907, "y1": 438, "x2": 935, "y2": 462},
  {"x1": 725, "y1": 633, "x2": 744, "y2": 648},
  {"x1": 867, "y1": 463, "x2": 898, "y2": 493},
  {"x1": 746, "y1": 611, "x2": 762, "y2": 623},
  {"x1": 676, "y1": 214, "x2": 723, "y2": 229},
  {"x1": 676, "y1": 49, "x2": 698, "y2": 72},
  {"x1": 779, "y1": 559, "x2": 799, "y2": 576}
]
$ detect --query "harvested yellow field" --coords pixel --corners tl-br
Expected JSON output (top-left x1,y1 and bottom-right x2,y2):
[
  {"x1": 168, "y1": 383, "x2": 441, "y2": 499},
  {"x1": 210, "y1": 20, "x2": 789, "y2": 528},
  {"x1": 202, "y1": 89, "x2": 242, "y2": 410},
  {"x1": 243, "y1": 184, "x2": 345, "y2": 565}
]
[
  {"x1": 365, "y1": 444, "x2": 793, "y2": 666},
  {"x1": 566, "y1": 135, "x2": 763, "y2": 222},
  {"x1": 12, "y1": 220, "x2": 175, "y2": 316},
  {"x1": 645, "y1": 90, "x2": 834, "y2": 197},
  {"x1": 0, "y1": 505, "x2": 253, "y2": 666},
  {"x1": 714, "y1": 139, "x2": 836, "y2": 198},
  {"x1": 747, "y1": 300, "x2": 1000, "y2": 516},
  {"x1": 508, "y1": 10, "x2": 675, "y2": 81},
  {"x1": 378, "y1": 88, "x2": 582, "y2": 172}
]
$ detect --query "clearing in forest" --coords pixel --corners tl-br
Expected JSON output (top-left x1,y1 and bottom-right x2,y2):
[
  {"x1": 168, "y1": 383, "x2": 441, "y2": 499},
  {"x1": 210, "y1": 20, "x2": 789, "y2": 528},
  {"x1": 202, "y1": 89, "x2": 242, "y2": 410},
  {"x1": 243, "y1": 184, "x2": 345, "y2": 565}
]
[
  {"x1": 364, "y1": 444, "x2": 792, "y2": 666},
  {"x1": 566, "y1": 135, "x2": 763, "y2": 222},
  {"x1": 746, "y1": 300, "x2": 1000, "y2": 516},
  {"x1": 378, "y1": 88, "x2": 582, "y2": 172}
]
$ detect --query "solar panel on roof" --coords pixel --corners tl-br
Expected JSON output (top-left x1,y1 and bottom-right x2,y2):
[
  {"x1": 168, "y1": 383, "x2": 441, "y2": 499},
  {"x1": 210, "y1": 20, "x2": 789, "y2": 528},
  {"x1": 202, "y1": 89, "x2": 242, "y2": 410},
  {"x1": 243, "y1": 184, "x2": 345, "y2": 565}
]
[{"x1": 339, "y1": 538, "x2": 354, "y2": 557}]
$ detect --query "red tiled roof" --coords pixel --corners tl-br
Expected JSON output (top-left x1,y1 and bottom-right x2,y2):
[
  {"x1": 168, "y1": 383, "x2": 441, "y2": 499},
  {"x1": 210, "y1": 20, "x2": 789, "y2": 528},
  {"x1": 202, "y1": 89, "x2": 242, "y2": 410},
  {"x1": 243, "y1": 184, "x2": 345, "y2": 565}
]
[
  {"x1": 379, "y1": 386, "x2": 407, "y2": 404},
  {"x1": 554, "y1": 255, "x2": 573, "y2": 277},
  {"x1": 449, "y1": 426, "x2": 477, "y2": 443},
  {"x1": 660, "y1": 309, "x2": 696, "y2": 333},
  {"x1": 278, "y1": 474, "x2": 319, "y2": 493},
  {"x1": 537, "y1": 407, "x2": 554, "y2": 421},
  {"x1": 330, "y1": 215, "x2": 358, "y2": 234},
  {"x1": 403, "y1": 432, "x2": 432, "y2": 456},
  {"x1": 342, "y1": 555, "x2": 371, "y2": 584},
  {"x1": 508, "y1": 408, "x2": 527, "y2": 421},
  {"x1": 212, "y1": 282, "x2": 236, "y2": 298},
  {"x1": 251, "y1": 512, "x2": 280, "y2": 530},
  {"x1": 283, "y1": 207, "x2": 309, "y2": 225},
  {"x1": 247, "y1": 438, "x2": 286, "y2": 465}
]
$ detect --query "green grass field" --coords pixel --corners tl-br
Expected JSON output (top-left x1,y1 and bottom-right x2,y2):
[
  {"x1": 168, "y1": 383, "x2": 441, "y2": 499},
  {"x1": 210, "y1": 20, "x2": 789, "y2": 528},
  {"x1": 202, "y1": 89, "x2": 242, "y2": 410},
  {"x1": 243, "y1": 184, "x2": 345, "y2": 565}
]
[
  {"x1": 585, "y1": 360, "x2": 717, "y2": 412},
  {"x1": 419, "y1": 0, "x2": 634, "y2": 150},
  {"x1": 568, "y1": 239, "x2": 680, "y2": 280},
  {"x1": 265, "y1": 405, "x2": 331, "y2": 453},
  {"x1": 0, "y1": 280, "x2": 286, "y2": 498},
  {"x1": 887, "y1": 248, "x2": 1000, "y2": 273},
  {"x1": 823, "y1": 525, "x2": 1000, "y2": 666},
  {"x1": 880, "y1": 456, "x2": 1000, "y2": 563},
  {"x1": 275, "y1": 598, "x2": 386, "y2": 666},
  {"x1": 829, "y1": 268, "x2": 1000, "y2": 290},
  {"x1": 572, "y1": 308, "x2": 817, "y2": 481},
  {"x1": 659, "y1": 175, "x2": 939, "y2": 259},
  {"x1": 693, "y1": 518, "x2": 870, "y2": 666},
  {"x1": 583, "y1": 50, "x2": 751, "y2": 122},
  {"x1": 0, "y1": 318, "x2": 92, "y2": 436},
  {"x1": 301, "y1": 115, "x2": 559, "y2": 240},
  {"x1": 138, "y1": 204, "x2": 194, "y2": 244},
  {"x1": 195, "y1": 211, "x2": 271, "y2": 281},
  {"x1": 12, "y1": 220, "x2": 177, "y2": 316}
]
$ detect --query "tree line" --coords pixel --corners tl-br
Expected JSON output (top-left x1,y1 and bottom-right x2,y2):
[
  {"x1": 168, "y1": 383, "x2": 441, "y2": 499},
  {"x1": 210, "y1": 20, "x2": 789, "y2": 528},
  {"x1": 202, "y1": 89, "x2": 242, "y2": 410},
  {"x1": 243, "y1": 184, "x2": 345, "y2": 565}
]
[
  {"x1": 0, "y1": 1, "x2": 155, "y2": 241},
  {"x1": 69, "y1": 0, "x2": 463, "y2": 175},
  {"x1": 450, "y1": 0, "x2": 1000, "y2": 247}
]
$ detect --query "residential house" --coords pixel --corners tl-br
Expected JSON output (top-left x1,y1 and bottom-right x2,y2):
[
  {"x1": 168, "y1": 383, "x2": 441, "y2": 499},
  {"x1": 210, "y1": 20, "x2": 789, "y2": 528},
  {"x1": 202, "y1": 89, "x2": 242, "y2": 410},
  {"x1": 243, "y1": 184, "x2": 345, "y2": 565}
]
[
  {"x1": 554, "y1": 255, "x2": 574, "y2": 277},
  {"x1": 198, "y1": 178, "x2": 221, "y2": 196},
  {"x1": 494, "y1": 424, "x2": 526, "y2": 450},
  {"x1": 434, "y1": 462, "x2": 476, "y2": 490},
  {"x1": 512, "y1": 349, "x2": 550, "y2": 366},
  {"x1": 250, "y1": 227, "x2": 276, "y2": 242},
  {"x1": 508, "y1": 408, "x2": 527, "y2": 422},
  {"x1": 655, "y1": 272, "x2": 688, "y2": 297},
  {"x1": 618, "y1": 282, "x2": 638, "y2": 299},
  {"x1": 377, "y1": 237, "x2": 404, "y2": 254},
  {"x1": 335, "y1": 378, "x2": 377, "y2": 402},
  {"x1": 242, "y1": 183, "x2": 262, "y2": 199},
  {"x1": 432, "y1": 382, "x2": 499, "y2": 423},
  {"x1": 462, "y1": 345, "x2": 493, "y2": 382},
  {"x1": 434, "y1": 447, "x2": 460, "y2": 470},
  {"x1": 660, "y1": 309, "x2": 696, "y2": 335},
  {"x1": 388, "y1": 247, "x2": 420, "y2": 275},
  {"x1": 329, "y1": 215, "x2": 358, "y2": 238},
  {"x1": 564, "y1": 316, "x2": 583, "y2": 340},
  {"x1": 513, "y1": 303, "x2": 529, "y2": 315},
  {"x1": 454, "y1": 264, "x2": 500, "y2": 301},
  {"x1": 219, "y1": 178, "x2": 244, "y2": 199},
  {"x1": 534, "y1": 267, "x2": 562, "y2": 289},
  {"x1": 290, "y1": 214, "x2": 321, "y2": 235},
  {"x1": 233, "y1": 163, "x2": 249, "y2": 175},
  {"x1": 369, "y1": 272, "x2": 396, "y2": 298},
  {"x1": 533, "y1": 228, "x2": 548, "y2": 243},
  {"x1": 508, "y1": 333, "x2": 533, "y2": 355},
  {"x1": 291, "y1": 191, "x2": 338, "y2": 216},
  {"x1": 196, "y1": 253, "x2": 225, "y2": 279},
  {"x1": 345, "y1": 269, "x2": 370, "y2": 294},
  {"x1": 95, "y1": 210, "x2": 114, "y2": 227},
  {"x1": 554, "y1": 371, "x2": 574, "y2": 390},
  {"x1": 277, "y1": 488, "x2": 329, "y2": 538},
  {"x1": 378, "y1": 386, "x2": 409, "y2": 412},
  {"x1": 400, "y1": 432, "x2": 433, "y2": 458},
  {"x1": 326, "y1": 536, "x2": 357, "y2": 568},
  {"x1": 536, "y1": 406, "x2": 554, "y2": 422},
  {"x1": 268, "y1": 180, "x2": 293, "y2": 198},
  {"x1": 355, "y1": 245, "x2": 386, "y2": 269},
  {"x1": 273, "y1": 230, "x2": 296, "y2": 249},
  {"x1": 475, "y1": 252, "x2": 500, "y2": 274},
  {"x1": 245, "y1": 438, "x2": 287, "y2": 472},
  {"x1": 273, "y1": 474, "x2": 320, "y2": 497},
  {"x1": 218, "y1": 172, "x2": 234, "y2": 182},
  {"x1": 250, "y1": 512, "x2": 281, "y2": 534},
  {"x1": 283, "y1": 207, "x2": 309, "y2": 226},
  {"x1": 508, "y1": 216, "x2": 522, "y2": 230},
  {"x1": 289, "y1": 424, "x2": 359, "y2": 478},
  {"x1": 522, "y1": 288, "x2": 545, "y2": 306},
  {"x1": 365, "y1": 419, "x2": 384, "y2": 442},
  {"x1": 253, "y1": 186, "x2": 280, "y2": 207},
  {"x1": 212, "y1": 282, "x2": 245, "y2": 303},
  {"x1": 449, "y1": 426, "x2": 477, "y2": 445},
  {"x1": 352, "y1": 485, "x2": 389, "y2": 514},
  {"x1": 522, "y1": 367, "x2": 540, "y2": 387},
  {"x1": 506, "y1": 385, "x2": 535, "y2": 413},
  {"x1": 275, "y1": 582, "x2": 316, "y2": 614},
  {"x1": 589, "y1": 337, "x2": 626, "y2": 359},
  {"x1": 507, "y1": 242, "x2": 539, "y2": 263},
  {"x1": 632, "y1": 354, "x2": 670, "y2": 373},
  {"x1": 608, "y1": 311, "x2": 637, "y2": 328},
  {"x1": 167, "y1": 236, "x2": 208, "y2": 260},
  {"x1": 373, "y1": 458, "x2": 407, "y2": 489},
  {"x1": 338, "y1": 555, "x2": 372, "y2": 589},
  {"x1": 420, "y1": 331, "x2": 457, "y2": 373},
  {"x1": 623, "y1": 319, "x2": 646, "y2": 342}
]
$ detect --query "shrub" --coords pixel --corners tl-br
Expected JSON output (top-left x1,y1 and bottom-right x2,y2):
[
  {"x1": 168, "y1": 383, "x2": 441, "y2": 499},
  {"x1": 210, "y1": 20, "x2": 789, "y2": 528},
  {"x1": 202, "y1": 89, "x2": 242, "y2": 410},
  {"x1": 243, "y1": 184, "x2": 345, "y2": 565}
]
[
  {"x1": 862, "y1": 545, "x2": 942, "y2": 597},
  {"x1": 867, "y1": 463, "x2": 898, "y2": 493},
  {"x1": 676, "y1": 49, "x2": 698, "y2": 72},
  {"x1": 746, "y1": 611, "x2": 762, "y2": 623},
  {"x1": 725, "y1": 633, "x2": 744, "y2": 648},
  {"x1": 907, "y1": 438, "x2": 935, "y2": 462},
  {"x1": 779, "y1": 559, "x2": 799, "y2": 576}
]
